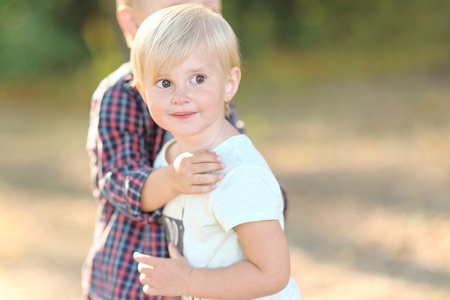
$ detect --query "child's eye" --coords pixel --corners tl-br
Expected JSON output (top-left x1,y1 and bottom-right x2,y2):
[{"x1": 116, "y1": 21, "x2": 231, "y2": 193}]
[
  {"x1": 156, "y1": 79, "x2": 172, "y2": 88},
  {"x1": 190, "y1": 75, "x2": 205, "y2": 84}
]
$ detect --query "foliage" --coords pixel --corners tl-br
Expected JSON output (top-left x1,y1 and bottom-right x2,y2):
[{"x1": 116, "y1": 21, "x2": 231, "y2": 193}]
[
  {"x1": 0, "y1": 0, "x2": 449, "y2": 83},
  {"x1": 0, "y1": 0, "x2": 98, "y2": 80},
  {"x1": 222, "y1": 0, "x2": 450, "y2": 88}
]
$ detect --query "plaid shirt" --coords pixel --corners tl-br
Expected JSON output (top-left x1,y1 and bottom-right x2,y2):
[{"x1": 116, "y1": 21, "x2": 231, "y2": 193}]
[{"x1": 83, "y1": 63, "x2": 243, "y2": 299}]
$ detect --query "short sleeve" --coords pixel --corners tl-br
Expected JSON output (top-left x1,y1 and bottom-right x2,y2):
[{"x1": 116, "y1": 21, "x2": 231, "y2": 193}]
[{"x1": 211, "y1": 165, "x2": 283, "y2": 233}]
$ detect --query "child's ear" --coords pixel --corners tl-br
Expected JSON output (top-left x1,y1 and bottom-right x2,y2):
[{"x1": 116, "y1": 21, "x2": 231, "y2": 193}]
[
  {"x1": 116, "y1": 5, "x2": 140, "y2": 42},
  {"x1": 225, "y1": 67, "x2": 241, "y2": 101}
]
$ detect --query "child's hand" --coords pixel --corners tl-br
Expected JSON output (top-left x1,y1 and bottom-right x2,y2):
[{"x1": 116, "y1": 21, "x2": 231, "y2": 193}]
[
  {"x1": 171, "y1": 150, "x2": 225, "y2": 194},
  {"x1": 134, "y1": 243, "x2": 192, "y2": 297}
]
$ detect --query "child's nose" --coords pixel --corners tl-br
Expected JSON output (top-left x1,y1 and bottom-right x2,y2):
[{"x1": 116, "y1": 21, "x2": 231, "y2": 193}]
[{"x1": 172, "y1": 88, "x2": 191, "y2": 105}]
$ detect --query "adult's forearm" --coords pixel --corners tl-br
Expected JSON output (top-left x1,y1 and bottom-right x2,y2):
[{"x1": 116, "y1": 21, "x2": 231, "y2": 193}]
[
  {"x1": 141, "y1": 165, "x2": 179, "y2": 212},
  {"x1": 99, "y1": 166, "x2": 153, "y2": 220}
]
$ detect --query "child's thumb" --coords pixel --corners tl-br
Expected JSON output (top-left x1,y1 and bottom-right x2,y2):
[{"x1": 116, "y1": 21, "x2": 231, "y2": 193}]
[{"x1": 168, "y1": 243, "x2": 182, "y2": 259}]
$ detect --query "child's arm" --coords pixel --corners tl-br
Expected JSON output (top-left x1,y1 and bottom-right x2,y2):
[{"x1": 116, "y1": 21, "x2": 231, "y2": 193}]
[
  {"x1": 134, "y1": 219, "x2": 291, "y2": 299},
  {"x1": 140, "y1": 150, "x2": 225, "y2": 212}
]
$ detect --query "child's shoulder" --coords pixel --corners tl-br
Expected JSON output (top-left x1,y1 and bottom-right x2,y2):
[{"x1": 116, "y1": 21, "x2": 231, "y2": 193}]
[{"x1": 216, "y1": 134, "x2": 272, "y2": 176}]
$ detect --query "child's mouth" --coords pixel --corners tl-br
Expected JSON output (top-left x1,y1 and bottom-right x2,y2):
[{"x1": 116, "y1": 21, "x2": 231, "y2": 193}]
[{"x1": 171, "y1": 111, "x2": 197, "y2": 119}]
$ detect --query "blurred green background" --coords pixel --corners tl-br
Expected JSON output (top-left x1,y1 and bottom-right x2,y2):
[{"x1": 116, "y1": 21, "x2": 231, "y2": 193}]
[{"x1": 1, "y1": 0, "x2": 450, "y2": 299}]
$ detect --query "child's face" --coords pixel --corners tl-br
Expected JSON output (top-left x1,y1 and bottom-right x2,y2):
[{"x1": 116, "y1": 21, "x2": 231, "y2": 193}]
[
  {"x1": 139, "y1": 48, "x2": 232, "y2": 140},
  {"x1": 134, "y1": 0, "x2": 221, "y2": 23}
]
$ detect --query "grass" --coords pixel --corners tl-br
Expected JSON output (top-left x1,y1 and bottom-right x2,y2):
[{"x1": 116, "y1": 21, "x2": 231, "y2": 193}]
[{"x1": 0, "y1": 66, "x2": 449, "y2": 299}]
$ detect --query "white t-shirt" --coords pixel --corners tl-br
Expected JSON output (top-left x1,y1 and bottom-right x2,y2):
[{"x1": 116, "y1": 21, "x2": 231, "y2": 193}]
[{"x1": 154, "y1": 134, "x2": 301, "y2": 300}]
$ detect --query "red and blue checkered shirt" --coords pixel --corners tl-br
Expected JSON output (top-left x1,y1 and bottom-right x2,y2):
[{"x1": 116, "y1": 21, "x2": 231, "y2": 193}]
[{"x1": 83, "y1": 62, "x2": 243, "y2": 299}]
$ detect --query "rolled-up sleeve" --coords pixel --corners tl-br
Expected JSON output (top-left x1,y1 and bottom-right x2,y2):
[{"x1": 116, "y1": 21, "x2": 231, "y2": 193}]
[{"x1": 88, "y1": 76, "x2": 164, "y2": 224}]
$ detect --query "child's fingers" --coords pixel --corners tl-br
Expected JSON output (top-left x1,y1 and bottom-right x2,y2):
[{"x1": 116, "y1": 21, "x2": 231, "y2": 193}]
[
  {"x1": 191, "y1": 173, "x2": 224, "y2": 185},
  {"x1": 185, "y1": 183, "x2": 217, "y2": 194},
  {"x1": 139, "y1": 272, "x2": 153, "y2": 286},
  {"x1": 143, "y1": 284, "x2": 158, "y2": 296},
  {"x1": 137, "y1": 262, "x2": 154, "y2": 275},
  {"x1": 133, "y1": 252, "x2": 160, "y2": 267},
  {"x1": 133, "y1": 252, "x2": 149, "y2": 262},
  {"x1": 189, "y1": 150, "x2": 222, "y2": 164},
  {"x1": 192, "y1": 162, "x2": 226, "y2": 175}
]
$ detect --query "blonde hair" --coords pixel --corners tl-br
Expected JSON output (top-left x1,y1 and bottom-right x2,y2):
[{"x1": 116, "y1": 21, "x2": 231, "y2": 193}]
[{"x1": 131, "y1": 3, "x2": 241, "y2": 89}]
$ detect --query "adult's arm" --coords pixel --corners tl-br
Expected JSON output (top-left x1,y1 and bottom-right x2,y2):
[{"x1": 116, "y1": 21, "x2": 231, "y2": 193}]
[{"x1": 87, "y1": 78, "x2": 162, "y2": 223}]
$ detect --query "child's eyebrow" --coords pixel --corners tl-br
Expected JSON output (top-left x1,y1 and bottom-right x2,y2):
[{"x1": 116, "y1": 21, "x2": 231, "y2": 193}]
[
  {"x1": 186, "y1": 66, "x2": 208, "y2": 73},
  {"x1": 154, "y1": 70, "x2": 170, "y2": 79},
  {"x1": 155, "y1": 65, "x2": 210, "y2": 79}
]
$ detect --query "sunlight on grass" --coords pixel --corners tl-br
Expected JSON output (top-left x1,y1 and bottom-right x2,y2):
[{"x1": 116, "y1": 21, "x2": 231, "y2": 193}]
[
  {"x1": 1, "y1": 69, "x2": 449, "y2": 299},
  {"x1": 0, "y1": 184, "x2": 96, "y2": 300},
  {"x1": 290, "y1": 248, "x2": 450, "y2": 300}
]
